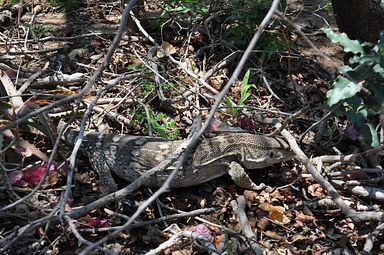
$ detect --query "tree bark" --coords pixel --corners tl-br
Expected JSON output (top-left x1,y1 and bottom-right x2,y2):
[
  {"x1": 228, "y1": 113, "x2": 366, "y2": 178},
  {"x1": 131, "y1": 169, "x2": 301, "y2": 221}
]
[{"x1": 331, "y1": 0, "x2": 384, "y2": 42}]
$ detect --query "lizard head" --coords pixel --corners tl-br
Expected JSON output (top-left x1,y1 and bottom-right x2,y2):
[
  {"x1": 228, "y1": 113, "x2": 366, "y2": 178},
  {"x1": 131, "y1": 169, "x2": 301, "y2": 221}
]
[
  {"x1": 193, "y1": 133, "x2": 295, "y2": 168},
  {"x1": 241, "y1": 136, "x2": 295, "y2": 169}
]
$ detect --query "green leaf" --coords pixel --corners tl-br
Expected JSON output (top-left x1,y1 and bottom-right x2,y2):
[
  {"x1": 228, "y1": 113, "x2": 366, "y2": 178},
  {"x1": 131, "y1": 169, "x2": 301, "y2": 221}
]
[
  {"x1": 239, "y1": 70, "x2": 256, "y2": 105},
  {"x1": 380, "y1": 55, "x2": 384, "y2": 68},
  {"x1": 339, "y1": 65, "x2": 353, "y2": 73},
  {"x1": 322, "y1": 28, "x2": 364, "y2": 54},
  {"x1": 127, "y1": 63, "x2": 143, "y2": 70},
  {"x1": 363, "y1": 78, "x2": 384, "y2": 107},
  {"x1": 346, "y1": 109, "x2": 367, "y2": 126},
  {"x1": 0, "y1": 100, "x2": 12, "y2": 110},
  {"x1": 358, "y1": 123, "x2": 380, "y2": 147},
  {"x1": 373, "y1": 63, "x2": 384, "y2": 75},
  {"x1": 345, "y1": 64, "x2": 377, "y2": 81},
  {"x1": 344, "y1": 95, "x2": 362, "y2": 111},
  {"x1": 326, "y1": 76, "x2": 361, "y2": 106},
  {"x1": 241, "y1": 70, "x2": 251, "y2": 88},
  {"x1": 225, "y1": 96, "x2": 237, "y2": 116},
  {"x1": 224, "y1": 96, "x2": 233, "y2": 107},
  {"x1": 379, "y1": 31, "x2": 384, "y2": 53}
]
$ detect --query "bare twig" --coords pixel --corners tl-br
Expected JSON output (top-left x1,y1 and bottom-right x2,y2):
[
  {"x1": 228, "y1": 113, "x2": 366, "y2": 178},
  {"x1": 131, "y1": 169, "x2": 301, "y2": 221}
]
[
  {"x1": 64, "y1": 216, "x2": 114, "y2": 255},
  {"x1": 362, "y1": 222, "x2": 384, "y2": 255},
  {"x1": 79, "y1": 207, "x2": 215, "y2": 232},
  {"x1": 276, "y1": 122, "x2": 384, "y2": 222},
  {"x1": 230, "y1": 196, "x2": 263, "y2": 255},
  {"x1": 0, "y1": 161, "x2": 20, "y2": 201},
  {"x1": 17, "y1": 62, "x2": 49, "y2": 94}
]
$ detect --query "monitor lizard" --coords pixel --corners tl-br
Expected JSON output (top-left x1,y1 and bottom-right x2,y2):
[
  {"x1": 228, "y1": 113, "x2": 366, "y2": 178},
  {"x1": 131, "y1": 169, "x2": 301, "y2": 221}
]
[{"x1": 65, "y1": 131, "x2": 295, "y2": 194}]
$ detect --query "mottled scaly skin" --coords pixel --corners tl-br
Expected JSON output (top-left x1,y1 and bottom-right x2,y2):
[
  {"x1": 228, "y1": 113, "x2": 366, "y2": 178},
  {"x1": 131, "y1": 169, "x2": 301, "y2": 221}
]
[{"x1": 66, "y1": 131, "x2": 294, "y2": 193}]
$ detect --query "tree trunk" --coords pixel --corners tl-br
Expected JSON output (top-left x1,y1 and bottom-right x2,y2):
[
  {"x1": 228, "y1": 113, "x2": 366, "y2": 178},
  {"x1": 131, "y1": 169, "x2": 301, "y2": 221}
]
[{"x1": 331, "y1": 0, "x2": 384, "y2": 42}]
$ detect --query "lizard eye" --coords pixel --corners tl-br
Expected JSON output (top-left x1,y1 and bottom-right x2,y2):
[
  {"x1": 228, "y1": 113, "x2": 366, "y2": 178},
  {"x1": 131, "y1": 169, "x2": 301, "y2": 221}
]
[{"x1": 269, "y1": 151, "x2": 275, "y2": 158}]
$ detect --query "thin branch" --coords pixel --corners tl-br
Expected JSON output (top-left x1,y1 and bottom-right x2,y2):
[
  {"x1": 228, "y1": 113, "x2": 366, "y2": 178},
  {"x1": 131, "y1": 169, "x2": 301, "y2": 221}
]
[
  {"x1": 276, "y1": 122, "x2": 384, "y2": 222},
  {"x1": 231, "y1": 196, "x2": 263, "y2": 255}
]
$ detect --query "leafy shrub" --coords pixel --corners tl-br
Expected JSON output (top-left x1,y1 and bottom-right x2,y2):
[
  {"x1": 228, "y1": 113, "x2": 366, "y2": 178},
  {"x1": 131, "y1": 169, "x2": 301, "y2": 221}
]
[{"x1": 323, "y1": 28, "x2": 384, "y2": 147}]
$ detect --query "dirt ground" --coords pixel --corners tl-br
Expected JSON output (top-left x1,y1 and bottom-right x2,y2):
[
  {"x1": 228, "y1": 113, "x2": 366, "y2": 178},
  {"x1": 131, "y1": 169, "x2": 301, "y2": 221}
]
[{"x1": 289, "y1": 0, "x2": 344, "y2": 70}]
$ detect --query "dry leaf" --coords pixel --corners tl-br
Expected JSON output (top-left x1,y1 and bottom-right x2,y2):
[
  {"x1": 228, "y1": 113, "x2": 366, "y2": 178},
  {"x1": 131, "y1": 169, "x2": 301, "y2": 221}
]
[
  {"x1": 79, "y1": 215, "x2": 92, "y2": 224},
  {"x1": 161, "y1": 41, "x2": 177, "y2": 55},
  {"x1": 9, "y1": 161, "x2": 56, "y2": 187},
  {"x1": 294, "y1": 210, "x2": 316, "y2": 224},
  {"x1": 243, "y1": 190, "x2": 258, "y2": 207},
  {"x1": 263, "y1": 230, "x2": 284, "y2": 241},
  {"x1": 36, "y1": 227, "x2": 45, "y2": 237},
  {"x1": 0, "y1": 69, "x2": 23, "y2": 110},
  {"x1": 289, "y1": 234, "x2": 310, "y2": 243},
  {"x1": 257, "y1": 190, "x2": 272, "y2": 204},
  {"x1": 259, "y1": 203, "x2": 290, "y2": 224},
  {"x1": 157, "y1": 41, "x2": 177, "y2": 58},
  {"x1": 308, "y1": 183, "x2": 325, "y2": 198},
  {"x1": 171, "y1": 250, "x2": 191, "y2": 255},
  {"x1": 64, "y1": 203, "x2": 72, "y2": 212},
  {"x1": 48, "y1": 170, "x2": 60, "y2": 186},
  {"x1": 257, "y1": 217, "x2": 270, "y2": 230},
  {"x1": 33, "y1": 99, "x2": 53, "y2": 106},
  {"x1": 89, "y1": 217, "x2": 109, "y2": 228},
  {"x1": 17, "y1": 138, "x2": 50, "y2": 161}
]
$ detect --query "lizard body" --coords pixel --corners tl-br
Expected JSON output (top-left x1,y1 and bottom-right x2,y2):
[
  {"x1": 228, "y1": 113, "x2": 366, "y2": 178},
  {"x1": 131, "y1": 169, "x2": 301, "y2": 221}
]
[{"x1": 66, "y1": 131, "x2": 294, "y2": 193}]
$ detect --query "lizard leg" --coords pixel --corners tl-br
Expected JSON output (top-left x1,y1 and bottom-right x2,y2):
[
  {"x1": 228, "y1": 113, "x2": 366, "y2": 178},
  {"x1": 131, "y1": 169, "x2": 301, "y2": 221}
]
[
  {"x1": 88, "y1": 152, "x2": 118, "y2": 194},
  {"x1": 97, "y1": 166, "x2": 119, "y2": 194},
  {"x1": 228, "y1": 162, "x2": 266, "y2": 190}
]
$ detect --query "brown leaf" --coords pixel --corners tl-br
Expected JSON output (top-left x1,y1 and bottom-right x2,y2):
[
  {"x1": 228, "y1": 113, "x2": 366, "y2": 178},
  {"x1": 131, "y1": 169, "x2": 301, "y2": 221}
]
[
  {"x1": 255, "y1": 190, "x2": 272, "y2": 204},
  {"x1": 17, "y1": 138, "x2": 50, "y2": 161},
  {"x1": 236, "y1": 115, "x2": 257, "y2": 131},
  {"x1": 307, "y1": 183, "x2": 325, "y2": 198},
  {"x1": 257, "y1": 217, "x2": 270, "y2": 231},
  {"x1": 64, "y1": 203, "x2": 72, "y2": 212},
  {"x1": 294, "y1": 210, "x2": 316, "y2": 224},
  {"x1": 79, "y1": 215, "x2": 92, "y2": 224},
  {"x1": 289, "y1": 234, "x2": 311, "y2": 243},
  {"x1": 48, "y1": 170, "x2": 60, "y2": 186},
  {"x1": 243, "y1": 190, "x2": 258, "y2": 207},
  {"x1": 157, "y1": 41, "x2": 177, "y2": 58},
  {"x1": 274, "y1": 187, "x2": 293, "y2": 201},
  {"x1": 263, "y1": 230, "x2": 284, "y2": 241},
  {"x1": 36, "y1": 227, "x2": 45, "y2": 237},
  {"x1": 32, "y1": 99, "x2": 53, "y2": 106},
  {"x1": 259, "y1": 203, "x2": 290, "y2": 224},
  {"x1": 171, "y1": 250, "x2": 191, "y2": 255}
]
